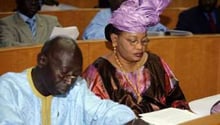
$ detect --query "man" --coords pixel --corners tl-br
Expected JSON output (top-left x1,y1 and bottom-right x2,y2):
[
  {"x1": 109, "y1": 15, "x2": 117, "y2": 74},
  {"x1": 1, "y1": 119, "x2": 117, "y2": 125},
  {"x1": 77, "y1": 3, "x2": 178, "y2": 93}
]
[
  {"x1": 0, "y1": 36, "x2": 147, "y2": 125},
  {"x1": 175, "y1": 0, "x2": 220, "y2": 34},
  {"x1": 0, "y1": 0, "x2": 61, "y2": 47}
]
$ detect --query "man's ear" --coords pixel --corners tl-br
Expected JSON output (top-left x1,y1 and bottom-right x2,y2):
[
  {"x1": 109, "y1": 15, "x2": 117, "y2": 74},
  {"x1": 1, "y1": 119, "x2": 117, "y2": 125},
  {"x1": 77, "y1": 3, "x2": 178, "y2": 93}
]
[
  {"x1": 110, "y1": 33, "x2": 118, "y2": 47},
  {"x1": 37, "y1": 53, "x2": 48, "y2": 68}
]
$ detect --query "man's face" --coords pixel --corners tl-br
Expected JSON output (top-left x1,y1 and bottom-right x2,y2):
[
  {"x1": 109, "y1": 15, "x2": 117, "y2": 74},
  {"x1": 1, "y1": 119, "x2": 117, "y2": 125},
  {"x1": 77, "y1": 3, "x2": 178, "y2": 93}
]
[
  {"x1": 17, "y1": 0, "x2": 42, "y2": 18},
  {"x1": 199, "y1": 0, "x2": 217, "y2": 12},
  {"x1": 42, "y1": 44, "x2": 82, "y2": 96}
]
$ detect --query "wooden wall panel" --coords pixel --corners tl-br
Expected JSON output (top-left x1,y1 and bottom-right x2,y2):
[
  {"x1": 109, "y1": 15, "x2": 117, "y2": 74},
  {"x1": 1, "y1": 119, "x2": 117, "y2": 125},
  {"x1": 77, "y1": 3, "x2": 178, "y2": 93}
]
[
  {"x1": 167, "y1": 0, "x2": 198, "y2": 8},
  {"x1": 0, "y1": 0, "x2": 16, "y2": 12},
  {"x1": 0, "y1": 42, "x2": 89, "y2": 74},
  {"x1": 160, "y1": 8, "x2": 187, "y2": 29},
  {"x1": 59, "y1": 0, "x2": 98, "y2": 8},
  {"x1": 40, "y1": 9, "x2": 100, "y2": 39},
  {"x1": 0, "y1": 0, "x2": 98, "y2": 12},
  {"x1": 148, "y1": 35, "x2": 220, "y2": 101},
  {"x1": 0, "y1": 45, "x2": 41, "y2": 73},
  {"x1": 215, "y1": 39, "x2": 220, "y2": 93}
]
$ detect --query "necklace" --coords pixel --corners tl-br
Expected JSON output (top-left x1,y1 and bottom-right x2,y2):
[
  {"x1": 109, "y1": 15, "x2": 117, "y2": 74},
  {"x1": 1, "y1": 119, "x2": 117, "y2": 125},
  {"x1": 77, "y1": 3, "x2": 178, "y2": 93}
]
[{"x1": 114, "y1": 53, "x2": 142, "y2": 104}]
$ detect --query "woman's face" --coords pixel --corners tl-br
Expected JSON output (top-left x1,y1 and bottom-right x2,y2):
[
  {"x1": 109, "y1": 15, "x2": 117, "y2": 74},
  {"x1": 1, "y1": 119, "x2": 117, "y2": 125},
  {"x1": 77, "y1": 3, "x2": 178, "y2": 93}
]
[{"x1": 113, "y1": 31, "x2": 149, "y2": 63}]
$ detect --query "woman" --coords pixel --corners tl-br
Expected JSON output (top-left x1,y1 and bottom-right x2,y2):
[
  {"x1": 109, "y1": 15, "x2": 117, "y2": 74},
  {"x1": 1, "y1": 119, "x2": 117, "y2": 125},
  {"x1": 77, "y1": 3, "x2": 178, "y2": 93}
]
[{"x1": 82, "y1": 0, "x2": 189, "y2": 115}]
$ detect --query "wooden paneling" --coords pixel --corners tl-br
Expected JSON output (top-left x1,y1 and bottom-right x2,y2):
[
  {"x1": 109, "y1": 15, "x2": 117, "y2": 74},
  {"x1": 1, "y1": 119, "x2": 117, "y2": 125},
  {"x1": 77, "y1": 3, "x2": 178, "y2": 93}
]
[
  {"x1": 0, "y1": 42, "x2": 89, "y2": 74},
  {"x1": 0, "y1": 35, "x2": 220, "y2": 101},
  {"x1": 0, "y1": 0, "x2": 16, "y2": 12},
  {"x1": 180, "y1": 113, "x2": 220, "y2": 125},
  {"x1": 148, "y1": 35, "x2": 220, "y2": 101},
  {"x1": 59, "y1": 0, "x2": 98, "y2": 8},
  {"x1": 40, "y1": 9, "x2": 100, "y2": 39},
  {"x1": 0, "y1": 0, "x2": 98, "y2": 12},
  {"x1": 167, "y1": 0, "x2": 198, "y2": 8},
  {"x1": 0, "y1": 45, "x2": 41, "y2": 74},
  {"x1": 216, "y1": 41, "x2": 220, "y2": 93},
  {"x1": 160, "y1": 8, "x2": 187, "y2": 29}
]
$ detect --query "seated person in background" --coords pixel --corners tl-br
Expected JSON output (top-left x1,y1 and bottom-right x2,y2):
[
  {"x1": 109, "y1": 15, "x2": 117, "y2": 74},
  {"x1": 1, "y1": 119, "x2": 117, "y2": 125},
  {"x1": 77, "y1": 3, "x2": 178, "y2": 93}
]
[
  {"x1": 0, "y1": 36, "x2": 147, "y2": 125},
  {"x1": 83, "y1": 0, "x2": 167, "y2": 40},
  {"x1": 82, "y1": 0, "x2": 189, "y2": 116},
  {"x1": 175, "y1": 0, "x2": 220, "y2": 34},
  {"x1": 41, "y1": 0, "x2": 77, "y2": 11},
  {"x1": 0, "y1": 0, "x2": 61, "y2": 47},
  {"x1": 97, "y1": 0, "x2": 110, "y2": 8}
]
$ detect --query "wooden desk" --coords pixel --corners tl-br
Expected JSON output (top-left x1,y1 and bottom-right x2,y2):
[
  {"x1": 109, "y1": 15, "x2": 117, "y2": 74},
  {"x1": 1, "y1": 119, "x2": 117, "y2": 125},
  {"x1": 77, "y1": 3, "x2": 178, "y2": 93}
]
[{"x1": 180, "y1": 113, "x2": 220, "y2": 125}]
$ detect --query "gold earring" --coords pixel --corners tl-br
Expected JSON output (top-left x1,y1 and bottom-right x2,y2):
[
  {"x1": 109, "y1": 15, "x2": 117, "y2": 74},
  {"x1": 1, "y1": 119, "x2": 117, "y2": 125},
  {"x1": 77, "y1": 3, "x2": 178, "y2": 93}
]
[{"x1": 113, "y1": 46, "x2": 116, "y2": 54}]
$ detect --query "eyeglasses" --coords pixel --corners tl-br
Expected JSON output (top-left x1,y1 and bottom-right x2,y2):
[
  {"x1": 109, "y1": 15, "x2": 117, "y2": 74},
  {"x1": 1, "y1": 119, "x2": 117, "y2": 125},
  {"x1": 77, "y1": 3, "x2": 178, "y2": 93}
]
[{"x1": 120, "y1": 36, "x2": 150, "y2": 46}]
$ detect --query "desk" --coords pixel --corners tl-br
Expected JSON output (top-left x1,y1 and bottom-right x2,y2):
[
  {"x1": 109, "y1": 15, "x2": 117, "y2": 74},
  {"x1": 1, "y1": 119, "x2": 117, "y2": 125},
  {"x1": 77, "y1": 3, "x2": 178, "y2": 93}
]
[{"x1": 180, "y1": 113, "x2": 220, "y2": 125}]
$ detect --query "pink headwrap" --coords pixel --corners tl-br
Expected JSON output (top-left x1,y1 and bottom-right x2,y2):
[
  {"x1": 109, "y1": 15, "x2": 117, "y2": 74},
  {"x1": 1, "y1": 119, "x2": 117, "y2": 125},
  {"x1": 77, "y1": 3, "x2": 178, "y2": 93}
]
[{"x1": 109, "y1": 0, "x2": 171, "y2": 33}]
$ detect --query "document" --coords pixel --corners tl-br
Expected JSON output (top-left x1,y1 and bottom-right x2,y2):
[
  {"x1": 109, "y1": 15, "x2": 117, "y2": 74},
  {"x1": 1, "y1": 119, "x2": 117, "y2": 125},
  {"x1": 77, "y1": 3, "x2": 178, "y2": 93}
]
[
  {"x1": 139, "y1": 108, "x2": 201, "y2": 125},
  {"x1": 50, "y1": 26, "x2": 79, "y2": 40},
  {"x1": 147, "y1": 30, "x2": 193, "y2": 36},
  {"x1": 165, "y1": 30, "x2": 193, "y2": 36},
  {"x1": 189, "y1": 94, "x2": 220, "y2": 117},
  {"x1": 139, "y1": 94, "x2": 220, "y2": 125}
]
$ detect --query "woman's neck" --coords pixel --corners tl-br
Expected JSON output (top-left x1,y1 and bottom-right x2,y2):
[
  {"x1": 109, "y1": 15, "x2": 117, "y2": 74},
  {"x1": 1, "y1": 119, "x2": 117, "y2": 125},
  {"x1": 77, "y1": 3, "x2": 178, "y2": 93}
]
[{"x1": 110, "y1": 52, "x2": 148, "y2": 72}]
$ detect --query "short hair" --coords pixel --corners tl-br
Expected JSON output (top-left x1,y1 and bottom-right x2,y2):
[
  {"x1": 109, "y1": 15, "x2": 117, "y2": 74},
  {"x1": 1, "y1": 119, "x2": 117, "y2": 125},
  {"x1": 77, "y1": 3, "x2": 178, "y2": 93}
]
[{"x1": 41, "y1": 36, "x2": 83, "y2": 66}]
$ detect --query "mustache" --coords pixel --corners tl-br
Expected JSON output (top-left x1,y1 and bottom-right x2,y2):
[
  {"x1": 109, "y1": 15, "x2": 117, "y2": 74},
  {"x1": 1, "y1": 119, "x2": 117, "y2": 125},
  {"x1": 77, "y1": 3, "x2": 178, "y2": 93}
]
[
  {"x1": 63, "y1": 75, "x2": 76, "y2": 85},
  {"x1": 53, "y1": 81, "x2": 72, "y2": 95}
]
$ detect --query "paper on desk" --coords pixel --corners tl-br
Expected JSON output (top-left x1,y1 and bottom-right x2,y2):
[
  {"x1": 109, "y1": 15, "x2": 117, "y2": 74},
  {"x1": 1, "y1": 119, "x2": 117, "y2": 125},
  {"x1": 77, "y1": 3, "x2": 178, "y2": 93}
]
[
  {"x1": 139, "y1": 108, "x2": 200, "y2": 125},
  {"x1": 189, "y1": 94, "x2": 220, "y2": 117},
  {"x1": 165, "y1": 30, "x2": 193, "y2": 36},
  {"x1": 50, "y1": 26, "x2": 79, "y2": 40}
]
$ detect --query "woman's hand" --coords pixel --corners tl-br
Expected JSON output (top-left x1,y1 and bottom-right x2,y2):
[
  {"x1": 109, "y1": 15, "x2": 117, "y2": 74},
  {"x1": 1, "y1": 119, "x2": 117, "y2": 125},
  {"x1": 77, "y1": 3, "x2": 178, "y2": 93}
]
[{"x1": 150, "y1": 103, "x2": 160, "y2": 110}]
